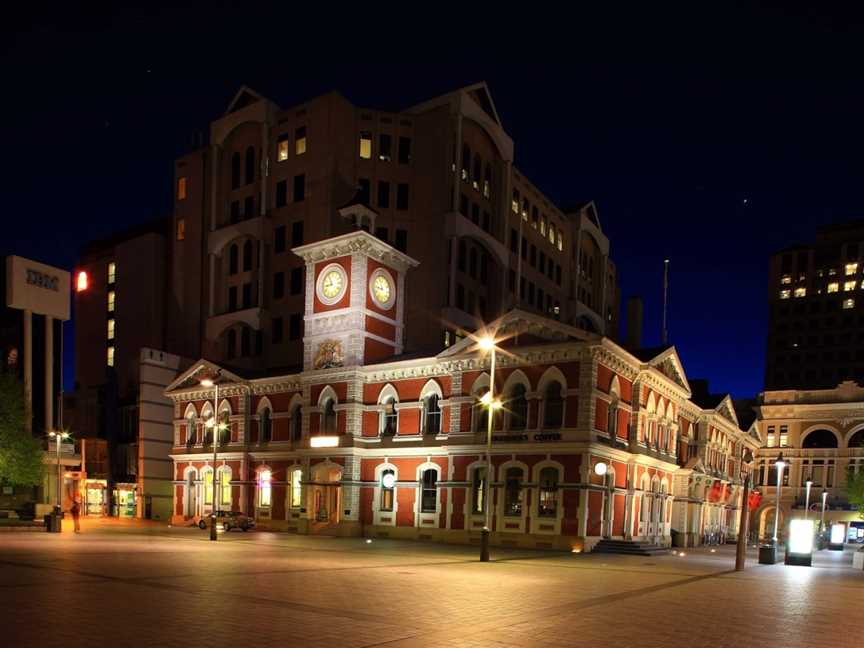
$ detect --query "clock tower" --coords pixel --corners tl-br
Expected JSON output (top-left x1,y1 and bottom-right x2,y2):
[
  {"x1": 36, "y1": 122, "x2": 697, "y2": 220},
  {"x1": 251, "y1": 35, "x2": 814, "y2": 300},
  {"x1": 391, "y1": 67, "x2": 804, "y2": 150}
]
[{"x1": 292, "y1": 230, "x2": 418, "y2": 370}]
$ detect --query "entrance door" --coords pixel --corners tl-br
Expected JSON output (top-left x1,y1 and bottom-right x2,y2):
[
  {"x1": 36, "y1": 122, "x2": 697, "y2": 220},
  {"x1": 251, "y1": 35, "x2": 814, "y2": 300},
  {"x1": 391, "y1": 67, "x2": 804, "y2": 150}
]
[{"x1": 86, "y1": 488, "x2": 104, "y2": 516}]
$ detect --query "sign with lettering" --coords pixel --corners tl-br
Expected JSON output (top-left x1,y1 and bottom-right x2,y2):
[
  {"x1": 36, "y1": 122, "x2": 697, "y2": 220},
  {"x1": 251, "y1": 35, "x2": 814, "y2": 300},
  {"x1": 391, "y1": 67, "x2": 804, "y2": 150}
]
[
  {"x1": 5, "y1": 256, "x2": 70, "y2": 320},
  {"x1": 492, "y1": 432, "x2": 562, "y2": 443}
]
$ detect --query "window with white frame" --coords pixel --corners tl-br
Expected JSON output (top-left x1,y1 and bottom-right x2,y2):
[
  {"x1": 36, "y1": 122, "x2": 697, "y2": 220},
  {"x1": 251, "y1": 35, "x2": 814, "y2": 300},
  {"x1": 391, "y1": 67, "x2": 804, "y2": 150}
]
[
  {"x1": 544, "y1": 382, "x2": 564, "y2": 428},
  {"x1": 381, "y1": 397, "x2": 397, "y2": 436},
  {"x1": 380, "y1": 469, "x2": 395, "y2": 512},
  {"x1": 185, "y1": 412, "x2": 196, "y2": 445},
  {"x1": 606, "y1": 398, "x2": 618, "y2": 436},
  {"x1": 289, "y1": 468, "x2": 302, "y2": 508},
  {"x1": 471, "y1": 466, "x2": 486, "y2": 514},
  {"x1": 504, "y1": 467, "x2": 523, "y2": 516},
  {"x1": 423, "y1": 394, "x2": 441, "y2": 434},
  {"x1": 420, "y1": 469, "x2": 437, "y2": 512},
  {"x1": 258, "y1": 470, "x2": 272, "y2": 507},
  {"x1": 537, "y1": 467, "x2": 558, "y2": 518},
  {"x1": 203, "y1": 469, "x2": 214, "y2": 505},
  {"x1": 322, "y1": 398, "x2": 337, "y2": 434},
  {"x1": 474, "y1": 387, "x2": 489, "y2": 432},
  {"x1": 508, "y1": 384, "x2": 528, "y2": 431},
  {"x1": 291, "y1": 404, "x2": 302, "y2": 441},
  {"x1": 260, "y1": 408, "x2": 272, "y2": 443},
  {"x1": 217, "y1": 468, "x2": 231, "y2": 508}
]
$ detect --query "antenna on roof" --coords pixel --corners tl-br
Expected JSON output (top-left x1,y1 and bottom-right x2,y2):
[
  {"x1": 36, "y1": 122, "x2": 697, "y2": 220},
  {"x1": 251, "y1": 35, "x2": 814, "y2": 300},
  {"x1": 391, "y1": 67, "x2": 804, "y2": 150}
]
[{"x1": 661, "y1": 259, "x2": 670, "y2": 346}]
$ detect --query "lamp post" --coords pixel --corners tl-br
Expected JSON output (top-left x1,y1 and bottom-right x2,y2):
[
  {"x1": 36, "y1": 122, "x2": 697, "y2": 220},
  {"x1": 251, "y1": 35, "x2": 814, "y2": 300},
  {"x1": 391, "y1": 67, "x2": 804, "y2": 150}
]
[
  {"x1": 478, "y1": 336, "x2": 501, "y2": 563},
  {"x1": 201, "y1": 371, "x2": 225, "y2": 542},
  {"x1": 820, "y1": 488, "x2": 828, "y2": 532},
  {"x1": 773, "y1": 452, "x2": 786, "y2": 545},
  {"x1": 804, "y1": 478, "x2": 813, "y2": 521},
  {"x1": 48, "y1": 431, "x2": 70, "y2": 510},
  {"x1": 735, "y1": 448, "x2": 754, "y2": 571}
]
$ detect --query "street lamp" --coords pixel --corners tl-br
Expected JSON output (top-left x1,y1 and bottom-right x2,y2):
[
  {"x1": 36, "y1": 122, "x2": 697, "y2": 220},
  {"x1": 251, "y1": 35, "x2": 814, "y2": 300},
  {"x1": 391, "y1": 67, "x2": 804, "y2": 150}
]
[
  {"x1": 820, "y1": 488, "x2": 828, "y2": 533},
  {"x1": 773, "y1": 452, "x2": 786, "y2": 544},
  {"x1": 201, "y1": 372, "x2": 226, "y2": 542},
  {"x1": 47, "y1": 431, "x2": 70, "y2": 511},
  {"x1": 735, "y1": 448, "x2": 754, "y2": 571},
  {"x1": 478, "y1": 335, "x2": 502, "y2": 562},
  {"x1": 804, "y1": 478, "x2": 813, "y2": 521}
]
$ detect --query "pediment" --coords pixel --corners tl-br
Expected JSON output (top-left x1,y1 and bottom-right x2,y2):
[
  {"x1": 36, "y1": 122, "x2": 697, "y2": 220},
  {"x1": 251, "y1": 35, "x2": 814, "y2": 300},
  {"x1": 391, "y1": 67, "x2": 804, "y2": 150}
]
[
  {"x1": 714, "y1": 395, "x2": 739, "y2": 427},
  {"x1": 164, "y1": 359, "x2": 245, "y2": 394},
  {"x1": 645, "y1": 347, "x2": 690, "y2": 393}
]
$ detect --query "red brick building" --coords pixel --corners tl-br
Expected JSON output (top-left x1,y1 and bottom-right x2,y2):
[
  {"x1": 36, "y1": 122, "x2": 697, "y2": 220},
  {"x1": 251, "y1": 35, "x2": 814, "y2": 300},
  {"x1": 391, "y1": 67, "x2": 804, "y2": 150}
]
[{"x1": 166, "y1": 231, "x2": 758, "y2": 550}]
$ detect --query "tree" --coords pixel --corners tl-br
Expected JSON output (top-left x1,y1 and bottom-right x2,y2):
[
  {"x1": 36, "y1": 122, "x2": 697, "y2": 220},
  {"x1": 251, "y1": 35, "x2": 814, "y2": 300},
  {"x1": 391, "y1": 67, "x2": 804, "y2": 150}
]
[
  {"x1": 0, "y1": 372, "x2": 44, "y2": 486},
  {"x1": 848, "y1": 468, "x2": 864, "y2": 522}
]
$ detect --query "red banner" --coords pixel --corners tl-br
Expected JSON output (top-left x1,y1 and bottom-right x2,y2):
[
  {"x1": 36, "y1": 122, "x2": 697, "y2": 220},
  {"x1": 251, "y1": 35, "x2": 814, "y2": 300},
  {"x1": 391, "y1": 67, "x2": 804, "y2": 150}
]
[
  {"x1": 707, "y1": 481, "x2": 723, "y2": 502},
  {"x1": 748, "y1": 491, "x2": 762, "y2": 510}
]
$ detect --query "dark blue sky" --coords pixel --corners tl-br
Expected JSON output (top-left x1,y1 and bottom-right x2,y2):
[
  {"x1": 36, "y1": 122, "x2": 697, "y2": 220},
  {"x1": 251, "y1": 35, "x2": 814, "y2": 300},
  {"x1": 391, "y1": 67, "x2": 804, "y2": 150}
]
[{"x1": 3, "y1": 3, "x2": 864, "y2": 397}]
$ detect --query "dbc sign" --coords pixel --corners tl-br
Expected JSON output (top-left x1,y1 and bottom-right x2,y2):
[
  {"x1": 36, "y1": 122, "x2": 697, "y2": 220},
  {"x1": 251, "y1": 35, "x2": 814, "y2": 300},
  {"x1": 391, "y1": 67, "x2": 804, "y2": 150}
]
[{"x1": 26, "y1": 269, "x2": 60, "y2": 292}]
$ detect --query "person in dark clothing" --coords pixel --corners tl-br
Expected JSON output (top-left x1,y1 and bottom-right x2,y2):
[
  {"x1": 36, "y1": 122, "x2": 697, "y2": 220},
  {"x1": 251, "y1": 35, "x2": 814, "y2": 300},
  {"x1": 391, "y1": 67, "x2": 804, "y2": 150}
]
[{"x1": 70, "y1": 498, "x2": 81, "y2": 533}]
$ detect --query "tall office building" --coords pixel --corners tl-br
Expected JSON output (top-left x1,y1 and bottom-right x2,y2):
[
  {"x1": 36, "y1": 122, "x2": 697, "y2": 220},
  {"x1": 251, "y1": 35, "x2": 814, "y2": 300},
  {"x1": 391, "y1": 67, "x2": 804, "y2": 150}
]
[
  {"x1": 169, "y1": 83, "x2": 619, "y2": 373},
  {"x1": 765, "y1": 220, "x2": 864, "y2": 390}
]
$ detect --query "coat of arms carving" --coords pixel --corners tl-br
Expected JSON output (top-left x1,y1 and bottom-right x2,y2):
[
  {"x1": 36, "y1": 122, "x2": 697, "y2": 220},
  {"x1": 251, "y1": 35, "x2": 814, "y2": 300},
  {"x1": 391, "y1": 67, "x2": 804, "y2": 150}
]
[{"x1": 314, "y1": 340, "x2": 344, "y2": 369}]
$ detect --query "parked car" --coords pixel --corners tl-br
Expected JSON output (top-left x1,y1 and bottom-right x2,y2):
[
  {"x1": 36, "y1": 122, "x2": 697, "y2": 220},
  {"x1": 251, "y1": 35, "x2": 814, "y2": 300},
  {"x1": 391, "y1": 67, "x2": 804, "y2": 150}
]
[{"x1": 198, "y1": 510, "x2": 255, "y2": 532}]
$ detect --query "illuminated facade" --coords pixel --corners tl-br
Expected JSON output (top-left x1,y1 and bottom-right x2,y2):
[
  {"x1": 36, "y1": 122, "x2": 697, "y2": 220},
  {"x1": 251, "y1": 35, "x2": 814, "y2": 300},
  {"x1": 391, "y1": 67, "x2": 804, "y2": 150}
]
[
  {"x1": 166, "y1": 231, "x2": 755, "y2": 550},
  {"x1": 752, "y1": 381, "x2": 864, "y2": 541}
]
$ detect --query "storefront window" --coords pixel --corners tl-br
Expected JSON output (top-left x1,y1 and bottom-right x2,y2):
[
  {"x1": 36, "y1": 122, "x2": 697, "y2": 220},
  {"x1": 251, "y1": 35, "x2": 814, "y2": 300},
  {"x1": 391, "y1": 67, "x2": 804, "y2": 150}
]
[
  {"x1": 504, "y1": 467, "x2": 523, "y2": 516},
  {"x1": 290, "y1": 468, "x2": 302, "y2": 508},
  {"x1": 538, "y1": 467, "x2": 558, "y2": 517},
  {"x1": 420, "y1": 469, "x2": 437, "y2": 513},
  {"x1": 259, "y1": 470, "x2": 272, "y2": 508},
  {"x1": 219, "y1": 469, "x2": 231, "y2": 507},
  {"x1": 203, "y1": 470, "x2": 213, "y2": 505}
]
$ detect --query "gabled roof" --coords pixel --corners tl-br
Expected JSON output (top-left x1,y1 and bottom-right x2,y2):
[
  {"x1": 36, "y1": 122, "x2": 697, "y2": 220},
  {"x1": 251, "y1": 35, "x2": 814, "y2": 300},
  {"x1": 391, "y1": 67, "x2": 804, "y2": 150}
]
[
  {"x1": 437, "y1": 309, "x2": 596, "y2": 359},
  {"x1": 224, "y1": 85, "x2": 268, "y2": 116},
  {"x1": 710, "y1": 394, "x2": 740, "y2": 428},
  {"x1": 638, "y1": 346, "x2": 691, "y2": 394},
  {"x1": 461, "y1": 82, "x2": 502, "y2": 126},
  {"x1": 164, "y1": 359, "x2": 246, "y2": 394}
]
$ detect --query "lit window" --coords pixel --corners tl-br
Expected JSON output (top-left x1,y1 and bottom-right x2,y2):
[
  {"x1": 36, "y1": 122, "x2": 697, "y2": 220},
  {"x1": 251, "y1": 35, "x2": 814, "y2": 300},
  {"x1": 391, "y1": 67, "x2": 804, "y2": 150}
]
[
  {"x1": 76, "y1": 271, "x2": 88, "y2": 292},
  {"x1": 359, "y1": 131, "x2": 372, "y2": 159},
  {"x1": 827, "y1": 282, "x2": 839, "y2": 293},
  {"x1": 107, "y1": 262, "x2": 116, "y2": 285},
  {"x1": 548, "y1": 223, "x2": 556, "y2": 245},
  {"x1": 107, "y1": 346, "x2": 115, "y2": 367},
  {"x1": 290, "y1": 468, "x2": 302, "y2": 508},
  {"x1": 107, "y1": 290, "x2": 115, "y2": 312},
  {"x1": 845, "y1": 280, "x2": 857, "y2": 291},
  {"x1": 793, "y1": 287, "x2": 806, "y2": 298},
  {"x1": 540, "y1": 216, "x2": 547, "y2": 236},
  {"x1": 277, "y1": 135, "x2": 289, "y2": 161},
  {"x1": 511, "y1": 192, "x2": 519, "y2": 214},
  {"x1": 203, "y1": 470, "x2": 213, "y2": 505},
  {"x1": 828, "y1": 268, "x2": 837, "y2": 276},
  {"x1": 295, "y1": 126, "x2": 306, "y2": 155},
  {"x1": 780, "y1": 274, "x2": 791, "y2": 284},
  {"x1": 779, "y1": 433, "x2": 788, "y2": 447},
  {"x1": 779, "y1": 289, "x2": 791, "y2": 299},
  {"x1": 844, "y1": 298, "x2": 855, "y2": 309},
  {"x1": 766, "y1": 433, "x2": 775, "y2": 448},
  {"x1": 259, "y1": 470, "x2": 272, "y2": 507},
  {"x1": 557, "y1": 231, "x2": 563, "y2": 252},
  {"x1": 176, "y1": 218, "x2": 185, "y2": 241},
  {"x1": 846, "y1": 262, "x2": 858, "y2": 276},
  {"x1": 219, "y1": 469, "x2": 231, "y2": 506},
  {"x1": 107, "y1": 318, "x2": 115, "y2": 340},
  {"x1": 177, "y1": 176, "x2": 187, "y2": 201}
]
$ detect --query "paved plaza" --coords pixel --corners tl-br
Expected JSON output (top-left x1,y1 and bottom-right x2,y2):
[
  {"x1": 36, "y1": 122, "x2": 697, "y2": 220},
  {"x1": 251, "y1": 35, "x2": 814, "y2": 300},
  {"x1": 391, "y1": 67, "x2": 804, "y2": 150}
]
[{"x1": 0, "y1": 521, "x2": 862, "y2": 648}]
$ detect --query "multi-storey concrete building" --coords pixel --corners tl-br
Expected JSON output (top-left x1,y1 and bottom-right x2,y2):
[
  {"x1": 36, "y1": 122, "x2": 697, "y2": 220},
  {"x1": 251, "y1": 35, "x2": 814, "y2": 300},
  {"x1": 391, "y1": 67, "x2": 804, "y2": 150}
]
[
  {"x1": 752, "y1": 381, "x2": 864, "y2": 541},
  {"x1": 169, "y1": 83, "x2": 619, "y2": 375},
  {"x1": 766, "y1": 220, "x2": 864, "y2": 390},
  {"x1": 165, "y1": 231, "x2": 755, "y2": 551}
]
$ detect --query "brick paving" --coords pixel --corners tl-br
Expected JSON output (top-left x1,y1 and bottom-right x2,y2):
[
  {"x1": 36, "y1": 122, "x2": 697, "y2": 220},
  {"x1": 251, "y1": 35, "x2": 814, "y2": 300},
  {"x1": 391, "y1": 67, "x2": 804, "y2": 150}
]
[{"x1": 0, "y1": 522, "x2": 862, "y2": 647}]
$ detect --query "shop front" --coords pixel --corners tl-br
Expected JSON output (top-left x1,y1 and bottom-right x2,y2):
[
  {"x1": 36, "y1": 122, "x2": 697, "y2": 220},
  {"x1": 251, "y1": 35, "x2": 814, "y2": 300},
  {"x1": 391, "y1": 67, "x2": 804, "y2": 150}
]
[
  {"x1": 113, "y1": 484, "x2": 138, "y2": 517},
  {"x1": 82, "y1": 479, "x2": 108, "y2": 516}
]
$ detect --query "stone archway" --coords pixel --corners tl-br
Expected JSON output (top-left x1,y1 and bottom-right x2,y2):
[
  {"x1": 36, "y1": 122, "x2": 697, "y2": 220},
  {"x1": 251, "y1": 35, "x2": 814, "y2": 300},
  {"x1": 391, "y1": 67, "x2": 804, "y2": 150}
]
[
  {"x1": 309, "y1": 463, "x2": 343, "y2": 528},
  {"x1": 757, "y1": 505, "x2": 785, "y2": 542}
]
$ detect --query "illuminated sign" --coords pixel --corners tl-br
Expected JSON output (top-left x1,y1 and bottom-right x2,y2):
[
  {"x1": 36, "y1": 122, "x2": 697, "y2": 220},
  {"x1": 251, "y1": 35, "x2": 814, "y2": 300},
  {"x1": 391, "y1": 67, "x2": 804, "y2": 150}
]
[
  {"x1": 26, "y1": 268, "x2": 60, "y2": 291},
  {"x1": 788, "y1": 519, "x2": 814, "y2": 555},
  {"x1": 310, "y1": 436, "x2": 339, "y2": 448},
  {"x1": 830, "y1": 523, "x2": 846, "y2": 545},
  {"x1": 5, "y1": 256, "x2": 70, "y2": 320}
]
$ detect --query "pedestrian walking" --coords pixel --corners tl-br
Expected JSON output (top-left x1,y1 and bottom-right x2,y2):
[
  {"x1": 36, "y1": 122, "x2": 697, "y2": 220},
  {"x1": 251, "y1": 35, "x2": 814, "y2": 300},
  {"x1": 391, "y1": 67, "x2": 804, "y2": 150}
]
[{"x1": 70, "y1": 498, "x2": 81, "y2": 533}]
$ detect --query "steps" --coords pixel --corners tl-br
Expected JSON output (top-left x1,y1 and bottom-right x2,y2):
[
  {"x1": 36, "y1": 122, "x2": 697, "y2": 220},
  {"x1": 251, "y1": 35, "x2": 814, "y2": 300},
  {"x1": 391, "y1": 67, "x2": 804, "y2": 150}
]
[{"x1": 592, "y1": 539, "x2": 670, "y2": 556}]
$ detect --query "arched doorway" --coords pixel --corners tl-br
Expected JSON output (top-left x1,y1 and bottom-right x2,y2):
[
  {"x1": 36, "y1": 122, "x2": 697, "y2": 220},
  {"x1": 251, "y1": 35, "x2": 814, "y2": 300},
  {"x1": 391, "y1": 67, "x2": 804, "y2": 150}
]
[
  {"x1": 309, "y1": 463, "x2": 343, "y2": 529},
  {"x1": 758, "y1": 506, "x2": 785, "y2": 542}
]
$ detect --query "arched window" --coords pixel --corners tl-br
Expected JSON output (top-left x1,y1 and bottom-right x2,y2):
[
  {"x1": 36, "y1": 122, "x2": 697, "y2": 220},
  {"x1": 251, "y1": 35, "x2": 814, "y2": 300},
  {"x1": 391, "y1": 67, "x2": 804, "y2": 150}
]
[
  {"x1": 508, "y1": 384, "x2": 528, "y2": 431},
  {"x1": 322, "y1": 398, "x2": 337, "y2": 434},
  {"x1": 483, "y1": 163, "x2": 492, "y2": 199},
  {"x1": 504, "y1": 467, "x2": 523, "y2": 516},
  {"x1": 242, "y1": 240, "x2": 253, "y2": 272},
  {"x1": 423, "y1": 394, "x2": 441, "y2": 435},
  {"x1": 471, "y1": 466, "x2": 487, "y2": 514},
  {"x1": 185, "y1": 411, "x2": 196, "y2": 445},
  {"x1": 538, "y1": 467, "x2": 559, "y2": 517},
  {"x1": 245, "y1": 146, "x2": 255, "y2": 185},
  {"x1": 474, "y1": 387, "x2": 489, "y2": 432},
  {"x1": 607, "y1": 398, "x2": 618, "y2": 436},
  {"x1": 229, "y1": 244, "x2": 239, "y2": 275},
  {"x1": 291, "y1": 404, "x2": 302, "y2": 442},
  {"x1": 241, "y1": 327, "x2": 251, "y2": 356},
  {"x1": 231, "y1": 152, "x2": 241, "y2": 189},
  {"x1": 472, "y1": 153, "x2": 482, "y2": 190},
  {"x1": 802, "y1": 429, "x2": 839, "y2": 449},
  {"x1": 380, "y1": 468, "x2": 395, "y2": 512},
  {"x1": 289, "y1": 467, "x2": 302, "y2": 508},
  {"x1": 217, "y1": 467, "x2": 231, "y2": 509},
  {"x1": 219, "y1": 411, "x2": 230, "y2": 445},
  {"x1": 381, "y1": 396, "x2": 397, "y2": 436},
  {"x1": 260, "y1": 408, "x2": 272, "y2": 443},
  {"x1": 461, "y1": 143, "x2": 471, "y2": 181},
  {"x1": 420, "y1": 469, "x2": 437, "y2": 512},
  {"x1": 226, "y1": 329, "x2": 237, "y2": 359},
  {"x1": 203, "y1": 468, "x2": 214, "y2": 505},
  {"x1": 544, "y1": 382, "x2": 564, "y2": 428},
  {"x1": 258, "y1": 469, "x2": 272, "y2": 507}
]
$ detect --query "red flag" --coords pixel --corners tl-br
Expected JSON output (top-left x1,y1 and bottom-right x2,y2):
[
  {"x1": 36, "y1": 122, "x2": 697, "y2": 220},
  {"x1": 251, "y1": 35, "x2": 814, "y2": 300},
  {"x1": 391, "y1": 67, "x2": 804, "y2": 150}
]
[{"x1": 748, "y1": 491, "x2": 762, "y2": 510}]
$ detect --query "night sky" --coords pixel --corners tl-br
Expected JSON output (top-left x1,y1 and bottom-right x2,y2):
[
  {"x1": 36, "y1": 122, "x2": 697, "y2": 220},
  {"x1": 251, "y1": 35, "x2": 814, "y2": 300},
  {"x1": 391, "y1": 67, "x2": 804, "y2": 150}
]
[{"x1": 3, "y1": 4, "x2": 864, "y2": 398}]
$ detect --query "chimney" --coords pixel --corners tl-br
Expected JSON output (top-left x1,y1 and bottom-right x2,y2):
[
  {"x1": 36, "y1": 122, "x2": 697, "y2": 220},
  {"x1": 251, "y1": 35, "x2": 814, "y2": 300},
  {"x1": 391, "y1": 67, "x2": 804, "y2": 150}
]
[{"x1": 626, "y1": 296, "x2": 643, "y2": 350}]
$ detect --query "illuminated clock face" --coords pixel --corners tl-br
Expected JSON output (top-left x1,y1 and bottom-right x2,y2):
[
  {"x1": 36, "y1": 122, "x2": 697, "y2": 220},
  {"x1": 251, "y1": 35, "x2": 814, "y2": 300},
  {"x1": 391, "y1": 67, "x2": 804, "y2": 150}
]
[
  {"x1": 321, "y1": 271, "x2": 343, "y2": 299},
  {"x1": 373, "y1": 275, "x2": 391, "y2": 305},
  {"x1": 369, "y1": 269, "x2": 396, "y2": 309}
]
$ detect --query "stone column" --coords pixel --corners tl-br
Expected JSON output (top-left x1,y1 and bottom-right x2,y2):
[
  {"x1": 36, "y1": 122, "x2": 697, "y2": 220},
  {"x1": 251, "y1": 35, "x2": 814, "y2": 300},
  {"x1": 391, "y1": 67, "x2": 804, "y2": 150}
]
[{"x1": 23, "y1": 309, "x2": 32, "y2": 433}]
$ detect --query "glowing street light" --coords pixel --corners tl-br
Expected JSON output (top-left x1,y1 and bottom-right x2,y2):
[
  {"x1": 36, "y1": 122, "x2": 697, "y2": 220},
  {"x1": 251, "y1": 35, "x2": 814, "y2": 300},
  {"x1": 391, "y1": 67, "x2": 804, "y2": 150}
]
[
  {"x1": 48, "y1": 430, "x2": 71, "y2": 513},
  {"x1": 804, "y1": 478, "x2": 813, "y2": 521},
  {"x1": 773, "y1": 452, "x2": 786, "y2": 544},
  {"x1": 478, "y1": 334, "x2": 499, "y2": 563},
  {"x1": 201, "y1": 371, "x2": 225, "y2": 542}
]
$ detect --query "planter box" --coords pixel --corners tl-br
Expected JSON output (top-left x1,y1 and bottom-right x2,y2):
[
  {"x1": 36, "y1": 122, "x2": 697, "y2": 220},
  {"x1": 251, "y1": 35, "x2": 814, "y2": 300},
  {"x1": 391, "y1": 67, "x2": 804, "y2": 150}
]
[{"x1": 758, "y1": 544, "x2": 780, "y2": 564}]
